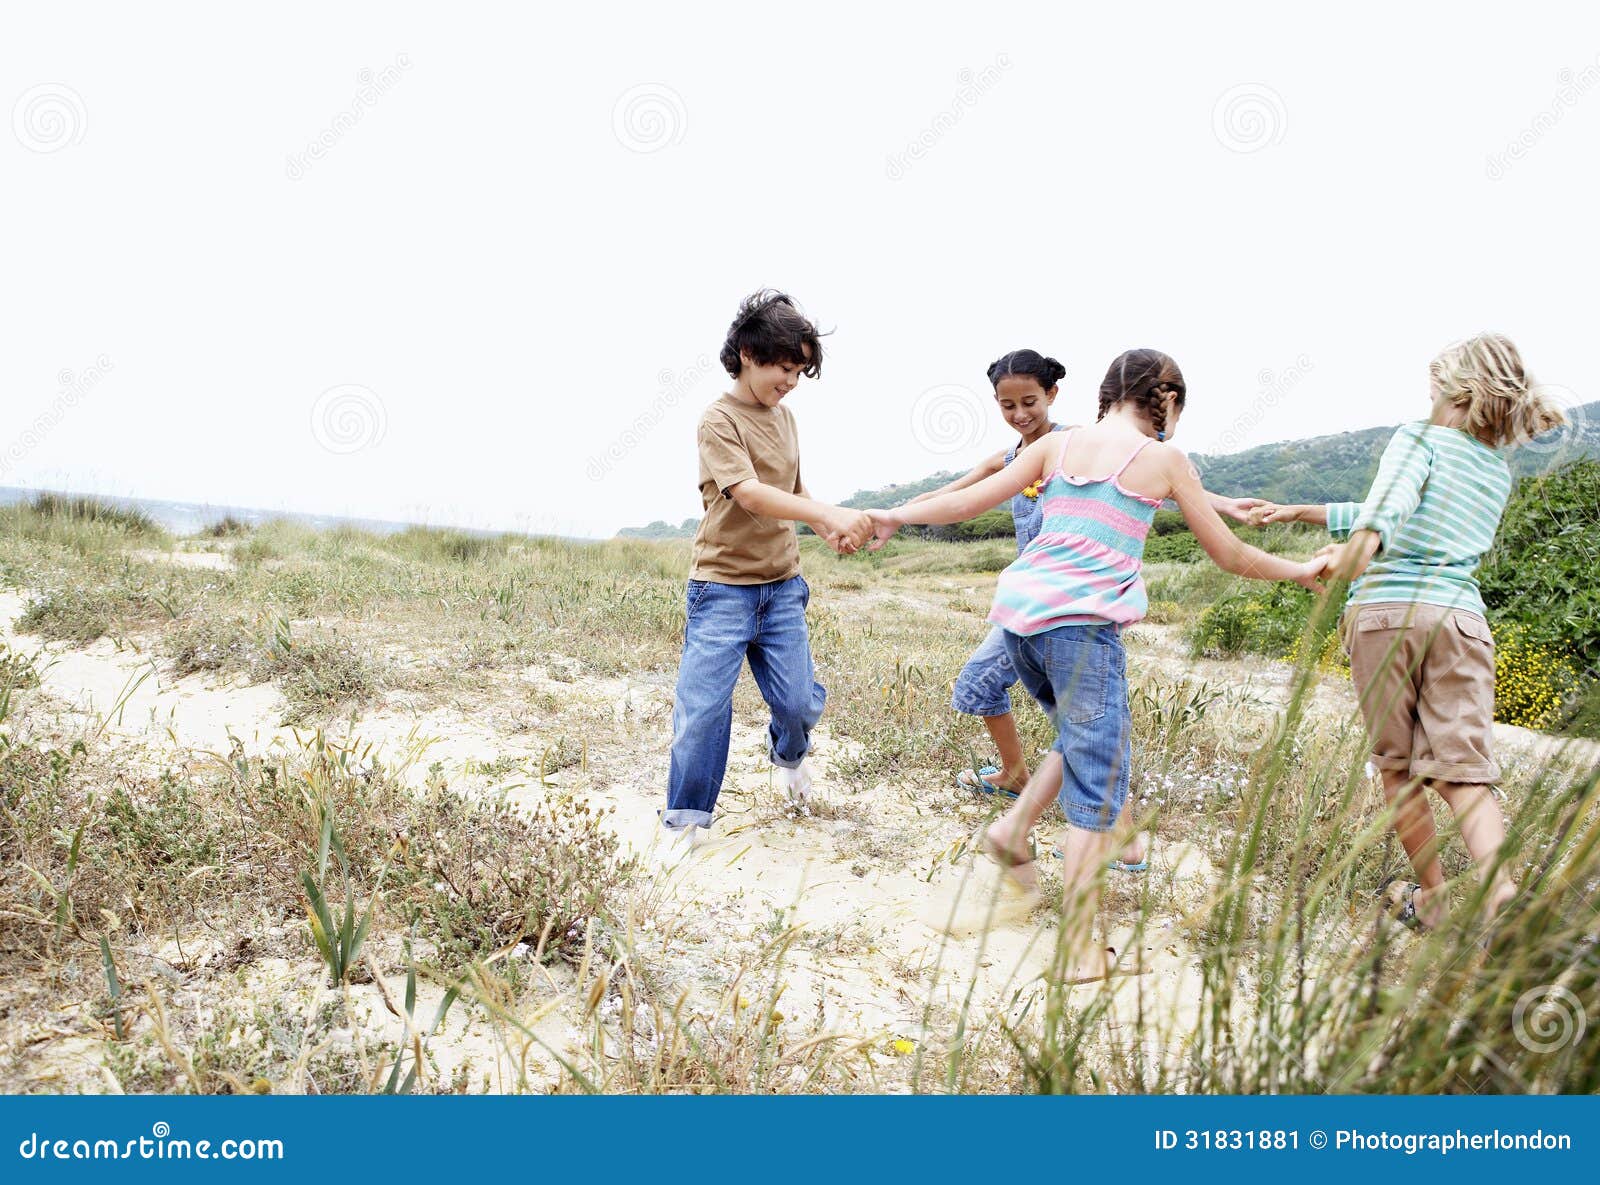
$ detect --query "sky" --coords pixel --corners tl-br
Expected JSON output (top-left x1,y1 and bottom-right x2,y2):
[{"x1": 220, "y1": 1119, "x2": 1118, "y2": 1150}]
[{"x1": 3, "y1": 2, "x2": 1598, "y2": 539}]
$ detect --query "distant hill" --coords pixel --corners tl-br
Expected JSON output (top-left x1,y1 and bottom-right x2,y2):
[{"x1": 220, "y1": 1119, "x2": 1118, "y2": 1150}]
[
  {"x1": 1187, "y1": 402, "x2": 1600, "y2": 504},
  {"x1": 617, "y1": 517, "x2": 702, "y2": 540},
  {"x1": 619, "y1": 404, "x2": 1600, "y2": 539}
]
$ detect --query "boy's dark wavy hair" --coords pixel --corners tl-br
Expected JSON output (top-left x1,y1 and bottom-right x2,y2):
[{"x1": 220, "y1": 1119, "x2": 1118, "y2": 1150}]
[
  {"x1": 1097, "y1": 348, "x2": 1187, "y2": 439},
  {"x1": 719, "y1": 290, "x2": 825, "y2": 379},
  {"x1": 986, "y1": 348, "x2": 1065, "y2": 391}
]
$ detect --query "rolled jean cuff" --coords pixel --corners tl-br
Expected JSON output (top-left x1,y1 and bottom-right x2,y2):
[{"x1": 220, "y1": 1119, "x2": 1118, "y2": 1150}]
[
  {"x1": 949, "y1": 690, "x2": 1013, "y2": 717},
  {"x1": 1061, "y1": 801, "x2": 1120, "y2": 833},
  {"x1": 1369, "y1": 754, "x2": 1414, "y2": 772},
  {"x1": 767, "y1": 747, "x2": 807, "y2": 770},
  {"x1": 1411, "y1": 757, "x2": 1501, "y2": 784},
  {"x1": 660, "y1": 809, "x2": 713, "y2": 832}
]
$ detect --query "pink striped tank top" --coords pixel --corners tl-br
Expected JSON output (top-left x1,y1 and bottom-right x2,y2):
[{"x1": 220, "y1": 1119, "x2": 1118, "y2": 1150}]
[{"x1": 987, "y1": 432, "x2": 1163, "y2": 635}]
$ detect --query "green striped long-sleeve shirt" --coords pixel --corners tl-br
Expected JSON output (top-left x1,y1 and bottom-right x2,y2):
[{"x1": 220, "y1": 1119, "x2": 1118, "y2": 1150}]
[{"x1": 1325, "y1": 422, "x2": 1511, "y2": 615}]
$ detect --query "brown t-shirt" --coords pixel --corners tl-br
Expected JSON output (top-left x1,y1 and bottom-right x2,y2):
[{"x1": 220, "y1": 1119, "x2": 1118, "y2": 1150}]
[{"x1": 690, "y1": 395, "x2": 806, "y2": 584}]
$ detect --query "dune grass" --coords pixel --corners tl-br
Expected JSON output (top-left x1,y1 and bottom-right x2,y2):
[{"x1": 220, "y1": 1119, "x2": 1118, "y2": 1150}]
[{"x1": 0, "y1": 504, "x2": 1595, "y2": 1093}]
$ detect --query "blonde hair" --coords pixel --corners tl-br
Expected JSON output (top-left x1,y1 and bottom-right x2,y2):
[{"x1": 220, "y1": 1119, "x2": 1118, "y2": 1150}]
[{"x1": 1429, "y1": 332, "x2": 1566, "y2": 448}]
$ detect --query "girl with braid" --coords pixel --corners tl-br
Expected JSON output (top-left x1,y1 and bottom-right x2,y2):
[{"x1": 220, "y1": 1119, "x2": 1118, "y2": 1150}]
[{"x1": 866, "y1": 349, "x2": 1329, "y2": 981}]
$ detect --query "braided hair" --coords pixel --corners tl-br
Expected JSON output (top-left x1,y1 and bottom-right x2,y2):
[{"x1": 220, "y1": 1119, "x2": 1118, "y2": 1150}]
[{"x1": 1096, "y1": 348, "x2": 1186, "y2": 441}]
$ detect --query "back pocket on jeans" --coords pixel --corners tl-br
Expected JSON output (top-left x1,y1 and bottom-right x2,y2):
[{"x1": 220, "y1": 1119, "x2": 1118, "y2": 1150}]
[{"x1": 1049, "y1": 638, "x2": 1108, "y2": 724}]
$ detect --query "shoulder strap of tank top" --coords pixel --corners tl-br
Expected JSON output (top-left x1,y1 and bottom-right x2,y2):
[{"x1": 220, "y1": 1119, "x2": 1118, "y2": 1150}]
[
  {"x1": 1112, "y1": 435, "x2": 1157, "y2": 478},
  {"x1": 1045, "y1": 427, "x2": 1077, "y2": 475}
]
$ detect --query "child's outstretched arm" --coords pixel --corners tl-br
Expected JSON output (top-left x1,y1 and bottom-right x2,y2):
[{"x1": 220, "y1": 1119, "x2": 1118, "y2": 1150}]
[
  {"x1": 864, "y1": 435, "x2": 1054, "y2": 549},
  {"x1": 1166, "y1": 448, "x2": 1327, "y2": 590},
  {"x1": 907, "y1": 448, "x2": 1010, "y2": 504},
  {"x1": 729, "y1": 481, "x2": 873, "y2": 555}
]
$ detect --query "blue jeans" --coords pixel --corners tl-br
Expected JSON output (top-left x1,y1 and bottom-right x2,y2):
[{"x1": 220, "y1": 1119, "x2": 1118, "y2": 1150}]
[
  {"x1": 1002, "y1": 624, "x2": 1131, "y2": 833},
  {"x1": 950, "y1": 625, "x2": 1017, "y2": 717},
  {"x1": 664, "y1": 575, "x2": 826, "y2": 831}
]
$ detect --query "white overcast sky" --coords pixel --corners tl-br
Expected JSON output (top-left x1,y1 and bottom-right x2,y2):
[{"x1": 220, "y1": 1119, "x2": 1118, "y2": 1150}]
[{"x1": 3, "y1": 2, "x2": 1597, "y2": 539}]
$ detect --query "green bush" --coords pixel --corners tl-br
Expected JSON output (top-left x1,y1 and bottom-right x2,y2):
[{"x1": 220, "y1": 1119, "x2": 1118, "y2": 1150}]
[
  {"x1": 1190, "y1": 583, "x2": 1319, "y2": 659},
  {"x1": 1478, "y1": 460, "x2": 1593, "y2": 729}
]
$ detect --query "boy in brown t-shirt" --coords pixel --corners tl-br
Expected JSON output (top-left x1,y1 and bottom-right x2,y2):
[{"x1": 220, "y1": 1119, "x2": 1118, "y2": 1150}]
[{"x1": 660, "y1": 291, "x2": 872, "y2": 860}]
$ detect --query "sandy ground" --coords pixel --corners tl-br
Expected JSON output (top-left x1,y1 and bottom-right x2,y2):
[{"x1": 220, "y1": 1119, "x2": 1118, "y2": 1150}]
[{"x1": 2, "y1": 559, "x2": 1591, "y2": 1093}]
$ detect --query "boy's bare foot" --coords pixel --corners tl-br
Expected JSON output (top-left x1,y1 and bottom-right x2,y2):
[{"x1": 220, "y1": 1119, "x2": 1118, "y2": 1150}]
[
  {"x1": 652, "y1": 824, "x2": 704, "y2": 869},
  {"x1": 782, "y1": 759, "x2": 815, "y2": 804}
]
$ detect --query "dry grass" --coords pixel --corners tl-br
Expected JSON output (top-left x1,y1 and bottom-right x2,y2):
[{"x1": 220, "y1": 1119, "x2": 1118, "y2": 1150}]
[{"x1": 0, "y1": 499, "x2": 1596, "y2": 1094}]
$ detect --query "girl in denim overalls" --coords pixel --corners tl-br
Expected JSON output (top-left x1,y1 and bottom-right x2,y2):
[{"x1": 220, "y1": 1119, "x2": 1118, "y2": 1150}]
[
  {"x1": 919, "y1": 350, "x2": 1263, "y2": 872},
  {"x1": 871, "y1": 350, "x2": 1326, "y2": 980}
]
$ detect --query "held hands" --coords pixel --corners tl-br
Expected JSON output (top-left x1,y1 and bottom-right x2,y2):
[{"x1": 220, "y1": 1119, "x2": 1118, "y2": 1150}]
[
  {"x1": 1217, "y1": 496, "x2": 1269, "y2": 524},
  {"x1": 1248, "y1": 503, "x2": 1301, "y2": 526},
  {"x1": 818, "y1": 508, "x2": 874, "y2": 556},
  {"x1": 1294, "y1": 551, "x2": 1333, "y2": 594},
  {"x1": 864, "y1": 508, "x2": 901, "y2": 551}
]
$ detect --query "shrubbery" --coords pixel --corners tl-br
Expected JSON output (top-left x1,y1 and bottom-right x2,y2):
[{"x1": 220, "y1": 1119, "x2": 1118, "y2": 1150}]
[{"x1": 1189, "y1": 460, "x2": 1599, "y2": 736}]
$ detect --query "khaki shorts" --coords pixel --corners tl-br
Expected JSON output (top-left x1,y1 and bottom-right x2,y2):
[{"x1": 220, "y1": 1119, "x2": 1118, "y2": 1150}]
[{"x1": 1341, "y1": 601, "x2": 1500, "y2": 784}]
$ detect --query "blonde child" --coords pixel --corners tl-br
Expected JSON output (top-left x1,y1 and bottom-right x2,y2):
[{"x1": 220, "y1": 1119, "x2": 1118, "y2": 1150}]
[{"x1": 1253, "y1": 333, "x2": 1564, "y2": 930}]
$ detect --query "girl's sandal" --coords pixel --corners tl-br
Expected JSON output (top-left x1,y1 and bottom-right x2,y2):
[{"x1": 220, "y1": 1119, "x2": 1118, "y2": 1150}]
[
  {"x1": 1377, "y1": 877, "x2": 1429, "y2": 933},
  {"x1": 957, "y1": 765, "x2": 1022, "y2": 800}
]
